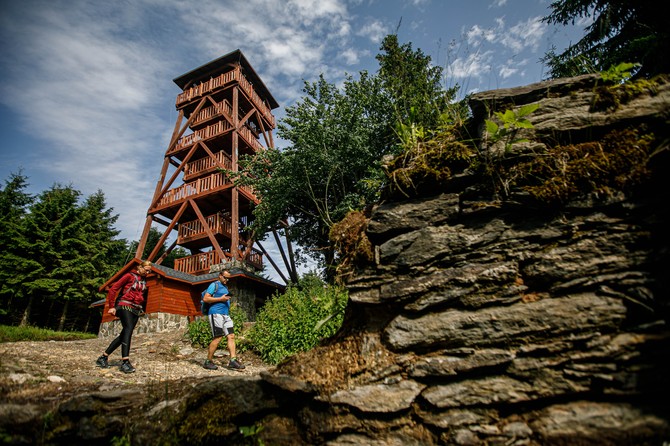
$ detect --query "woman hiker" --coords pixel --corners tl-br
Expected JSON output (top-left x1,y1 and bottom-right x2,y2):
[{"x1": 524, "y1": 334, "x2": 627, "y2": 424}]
[{"x1": 95, "y1": 260, "x2": 152, "y2": 373}]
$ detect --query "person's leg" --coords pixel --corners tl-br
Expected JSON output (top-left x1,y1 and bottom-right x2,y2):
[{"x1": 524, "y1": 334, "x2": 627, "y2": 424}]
[
  {"x1": 118, "y1": 308, "x2": 139, "y2": 361},
  {"x1": 226, "y1": 333, "x2": 236, "y2": 359},
  {"x1": 208, "y1": 336, "x2": 223, "y2": 361},
  {"x1": 96, "y1": 309, "x2": 129, "y2": 367},
  {"x1": 204, "y1": 314, "x2": 224, "y2": 370},
  {"x1": 222, "y1": 316, "x2": 244, "y2": 370}
]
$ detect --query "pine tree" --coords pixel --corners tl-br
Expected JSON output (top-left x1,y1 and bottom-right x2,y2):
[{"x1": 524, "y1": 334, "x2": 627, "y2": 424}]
[
  {"x1": 0, "y1": 172, "x2": 34, "y2": 323},
  {"x1": 542, "y1": 0, "x2": 669, "y2": 78}
]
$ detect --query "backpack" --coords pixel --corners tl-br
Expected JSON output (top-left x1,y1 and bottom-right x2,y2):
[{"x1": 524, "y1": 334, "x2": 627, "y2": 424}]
[
  {"x1": 114, "y1": 273, "x2": 143, "y2": 308},
  {"x1": 200, "y1": 282, "x2": 219, "y2": 315}
]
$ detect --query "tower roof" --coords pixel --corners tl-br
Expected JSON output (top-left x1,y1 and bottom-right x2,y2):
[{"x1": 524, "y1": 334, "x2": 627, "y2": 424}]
[{"x1": 173, "y1": 49, "x2": 279, "y2": 109}]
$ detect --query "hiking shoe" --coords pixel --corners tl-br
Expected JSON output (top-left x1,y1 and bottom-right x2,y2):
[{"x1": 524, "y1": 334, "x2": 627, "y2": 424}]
[
  {"x1": 228, "y1": 358, "x2": 245, "y2": 370},
  {"x1": 120, "y1": 361, "x2": 136, "y2": 374},
  {"x1": 203, "y1": 359, "x2": 218, "y2": 370},
  {"x1": 95, "y1": 355, "x2": 109, "y2": 368}
]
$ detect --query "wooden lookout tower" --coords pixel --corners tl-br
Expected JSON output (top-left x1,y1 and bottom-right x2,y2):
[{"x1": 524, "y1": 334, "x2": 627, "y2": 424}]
[
  {"x1": 97, "y1": 50, "x2": 284, "y2": 336},
  {"x1": 138, "y1": 49, "x2": 278, "y2": 272}
]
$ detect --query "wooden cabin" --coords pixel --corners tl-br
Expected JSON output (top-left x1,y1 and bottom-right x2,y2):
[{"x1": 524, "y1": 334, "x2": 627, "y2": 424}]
[
  {"x1": 96, "y1": 259, "x2": 282, "y2": 337},
  {"x1": 96, "y1": 50, "x2": 284, "y2": 337}
]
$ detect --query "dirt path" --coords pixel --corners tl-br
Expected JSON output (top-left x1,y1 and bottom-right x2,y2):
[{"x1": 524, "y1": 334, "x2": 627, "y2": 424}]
[{"x1": 0, "y1": 329, "x2": 271, "y2": 407}]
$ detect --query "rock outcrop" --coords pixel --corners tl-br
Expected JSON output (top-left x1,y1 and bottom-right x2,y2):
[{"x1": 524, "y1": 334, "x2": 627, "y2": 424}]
[{"x1": 7, "y1": 74, "x2": 670, "y2": 445}]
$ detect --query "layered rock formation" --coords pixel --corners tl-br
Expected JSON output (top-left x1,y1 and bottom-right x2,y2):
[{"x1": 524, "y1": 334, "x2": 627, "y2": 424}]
[{"x1": 13, "y1": 74, "x2": 670, "y2": 445}]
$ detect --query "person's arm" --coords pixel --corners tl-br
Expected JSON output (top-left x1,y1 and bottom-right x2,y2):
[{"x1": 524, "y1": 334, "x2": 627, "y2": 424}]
[
  {"x1": 203, "y1": 292, "x2": 230, "y2": 303},
  {"x1": 106, "y1": 274, "x2": 130, "y2": 316}
]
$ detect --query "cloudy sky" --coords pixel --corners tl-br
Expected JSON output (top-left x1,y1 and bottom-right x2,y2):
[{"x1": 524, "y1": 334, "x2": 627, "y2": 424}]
[{"x1": 0, "y1": 0, "x2": 584, "y2": 279}]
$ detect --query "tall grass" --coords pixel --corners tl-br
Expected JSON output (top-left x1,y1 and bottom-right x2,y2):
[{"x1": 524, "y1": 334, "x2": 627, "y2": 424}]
[{"x1": 0, "y1": 324, "x2": 97, "y2": 343}]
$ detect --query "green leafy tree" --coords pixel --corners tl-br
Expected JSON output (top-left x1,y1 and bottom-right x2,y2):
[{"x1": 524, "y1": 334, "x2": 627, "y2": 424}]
[
  {"x1": 238, "y1": 35, "x2": 458, "y2": 281},
  {"x1": 238, "y1": 72, "x2": 393, "y2": 279},
  {"x1": 542, "y1": 0, "x2": 669, "y2": 78}
]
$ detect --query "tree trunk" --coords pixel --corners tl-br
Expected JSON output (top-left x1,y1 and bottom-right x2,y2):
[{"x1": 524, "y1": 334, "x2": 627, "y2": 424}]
[
  {"x1": 58, "y1": 300, "x2": 69, "y2": 332},
  {"x1": 19, "y1": 294, "x2": 34, "y2": 327}
]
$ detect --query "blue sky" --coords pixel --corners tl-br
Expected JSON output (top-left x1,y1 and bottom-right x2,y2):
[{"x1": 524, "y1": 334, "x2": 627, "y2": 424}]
[{"x1": 0, "y1": 0, "x2": 585, "y2": 278}]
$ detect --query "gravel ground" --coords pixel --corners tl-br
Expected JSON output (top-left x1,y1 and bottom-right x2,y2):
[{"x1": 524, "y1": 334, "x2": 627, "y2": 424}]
[{"x1": 0, "y1": 329, "x2": 272, "y2": 406}]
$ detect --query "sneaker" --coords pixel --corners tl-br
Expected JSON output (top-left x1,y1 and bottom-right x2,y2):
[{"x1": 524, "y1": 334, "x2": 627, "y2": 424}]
[
  {"x1": 95, "y1": 355, "x2": 109, "y2": 368},
  {"x1": 120, "y1": 361, "x2": 136, "y2": 374},
  {"x1": 228, "y1": 358, "x2": 245, "y2": 370},
  {"x1": 203, "y1": 359, "x2": 218, "y2": 370}
]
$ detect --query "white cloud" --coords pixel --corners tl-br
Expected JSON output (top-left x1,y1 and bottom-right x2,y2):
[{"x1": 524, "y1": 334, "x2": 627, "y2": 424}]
[
  {"x1": 356, "y1": 19, "x2": 388, "y2": 43},
  {"x1": 501, "y1": 16, "x2": 546, "y2": 52},
  {"x1": 447, "y1": 50, "x2": 493, "y2": 80},
  {"x1": 341, "y1": 48, "x2": 360, "y2": 65}
]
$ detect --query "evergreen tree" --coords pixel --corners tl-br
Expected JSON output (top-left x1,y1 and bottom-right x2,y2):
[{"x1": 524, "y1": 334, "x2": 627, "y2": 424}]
[
  {"x1": 542, "y1": 0, "x2": 669, "y2": 78},
  {"x1": 376, "y1": 33, "x2": 456, "y2": 130},
  {"x1": 79, "y1": 190, "x2": 129, "y2": 328},
  {"x1": 0, "y1": 172, "x2": 33, "y2": 322},
  {"x1": 19, "y1": 185, "x2": 90, "y2": 327}
]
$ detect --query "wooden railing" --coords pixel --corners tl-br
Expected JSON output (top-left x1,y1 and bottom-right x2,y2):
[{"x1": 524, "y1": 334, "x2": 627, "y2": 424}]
[
  {"x1": 175, "y1": 251, "x2": 226, "y2": 275},
  {"x1": 174, "y1": 247, "x2": 263, "y2": 274},
  {"x1": 239, "y1": 125, "x2": 263, "y2": 151},
  {"x1": 192, "y1": 100, "x2": 233, "y2": 127},
  {"x1": 178, "y1": 214, "x2": 232, "y2": 243},
  {"x1": 184, "y1": 151, "x2": 232, "y2": 179},
  {"x1": 175, "y1": 67, "x2": 275, "y2": 128},
  {"x1": 238, "y1": 183, "x2": 259, "y2": 203},
  {"x1": 156, "y1": 172, "x2": 231, "y2": 209},
  {"x1": 169, "y1": 120, "x2": 234, "y2": 155}
]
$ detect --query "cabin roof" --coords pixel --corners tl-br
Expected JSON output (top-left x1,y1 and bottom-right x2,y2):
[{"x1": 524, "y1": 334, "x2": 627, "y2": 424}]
[
  {"x1": 173, "y1": 49, "x2": 279, "y2": 109},
  {"x1": 93, "y1": 259, "x2": 284, "y2": 307}
]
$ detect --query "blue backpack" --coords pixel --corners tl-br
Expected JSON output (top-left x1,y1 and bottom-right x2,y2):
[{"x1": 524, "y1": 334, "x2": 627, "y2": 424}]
[{"x1": 200, "y1": 282, "x2": 219, "y2": 315}]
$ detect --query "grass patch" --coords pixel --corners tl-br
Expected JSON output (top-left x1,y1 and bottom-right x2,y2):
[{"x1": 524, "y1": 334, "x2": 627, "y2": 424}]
[{"x1": 0, "y1": 324, "x2": 97, "y2": 343}]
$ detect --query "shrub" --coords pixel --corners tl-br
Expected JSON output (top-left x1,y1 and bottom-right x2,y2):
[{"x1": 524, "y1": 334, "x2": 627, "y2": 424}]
[
  {"x1": 187, "y1": 303, "x2": 248, "y2": 348},
  {"x1": 246, "y1": 275, "x2": 348, "y2": 364}
]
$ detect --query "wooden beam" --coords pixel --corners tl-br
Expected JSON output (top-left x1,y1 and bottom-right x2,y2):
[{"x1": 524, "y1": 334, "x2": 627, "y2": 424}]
[
  {"x1": 231, "y1": 86, "x2": 240, "y2": 258},
  {"x1": 150, "y1": 143, "x2": 198, "y2": 210},
  {"x1": 189, "y1": 199, "x2": 227, "y2": 262},
  {"x1": 272, "y1": 229, "x2": 296, "y2": 283},
  {"x1": 256, "y1": 241, "x2": 289, "y2": 284},
  {"x1": 134, "y1": 215, "x2": 154, "y2": 260},
  {"x1": 147, "y1": 201, "x2": 188, "y2": 262},
  {"x1": 282, "y1": 224, "x2": 299, "y2": 283}
]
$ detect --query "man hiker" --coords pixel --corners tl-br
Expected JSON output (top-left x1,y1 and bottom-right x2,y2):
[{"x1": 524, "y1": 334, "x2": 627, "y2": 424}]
[{"x1": 202, "y1": 270, "x2": 245, "y2": 370}]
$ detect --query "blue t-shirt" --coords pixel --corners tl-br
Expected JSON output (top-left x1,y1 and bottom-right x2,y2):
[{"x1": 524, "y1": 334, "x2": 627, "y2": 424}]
[{"x1": 206, "y1": 281, "x2": 230, "y2": 315}]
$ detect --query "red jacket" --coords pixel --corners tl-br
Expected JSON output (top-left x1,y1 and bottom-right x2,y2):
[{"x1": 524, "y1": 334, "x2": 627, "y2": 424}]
[{"x1": 106, "y1": 272, "x2": 147, "y2": 309}]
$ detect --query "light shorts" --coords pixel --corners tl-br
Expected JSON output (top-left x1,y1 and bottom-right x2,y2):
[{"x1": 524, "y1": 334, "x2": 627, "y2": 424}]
[{"x1": 208, "y1": 313, "x2": 234, "y2": 338}]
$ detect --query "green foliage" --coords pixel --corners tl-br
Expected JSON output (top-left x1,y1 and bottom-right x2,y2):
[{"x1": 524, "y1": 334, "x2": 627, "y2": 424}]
[
  {"x1": 246, "y1": 275, "x2": 348, "y2": 364},
  {"x1": 235, "y1": 34, "x2": 458, "y2": 281},
  {"x1": 187, "y1": 303, "x2": 248, "y2": 348},
  {"x1": 239, "y1": 424, "x2": 265, "y2": 446},
  {"x1": 236, "y1": 72, "x2": 394, "y2": 278},
  {"x1": 377, "y1": 34, "x2": 456, "y2": 130},
  {"x1": 542, "y1": 1, "x2": 669, "y2": 78},
  {"x1": 485, "y1": 103, "x2": 539, "y2": 151},
  {"x1": 0, "y1": 324, "x2": 96, "y2": 342},
  {"x1": 600, "y1": 62, "x2": 640, "y2": 84},
  {"x1": 0, "y1": 173, "x2": 130, "y2": 329}
]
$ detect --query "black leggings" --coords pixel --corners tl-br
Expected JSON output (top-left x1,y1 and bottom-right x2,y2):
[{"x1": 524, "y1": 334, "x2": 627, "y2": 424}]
[{"x1": 104, "y1": 307, "x2": 139, "y2": 358}]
